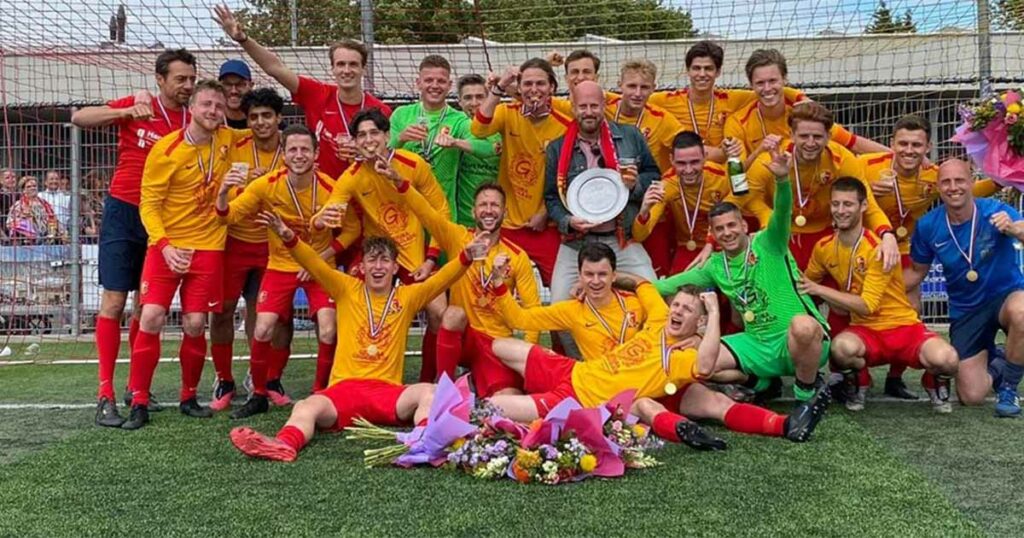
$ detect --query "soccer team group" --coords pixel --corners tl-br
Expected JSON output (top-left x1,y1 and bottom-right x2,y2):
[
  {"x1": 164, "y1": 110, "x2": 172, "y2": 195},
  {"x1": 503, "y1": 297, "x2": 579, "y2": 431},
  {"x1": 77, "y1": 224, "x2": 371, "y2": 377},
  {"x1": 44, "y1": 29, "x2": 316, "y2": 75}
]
[{"x1": 72, "y1": 5, "x2": 1024, "y2": 462}]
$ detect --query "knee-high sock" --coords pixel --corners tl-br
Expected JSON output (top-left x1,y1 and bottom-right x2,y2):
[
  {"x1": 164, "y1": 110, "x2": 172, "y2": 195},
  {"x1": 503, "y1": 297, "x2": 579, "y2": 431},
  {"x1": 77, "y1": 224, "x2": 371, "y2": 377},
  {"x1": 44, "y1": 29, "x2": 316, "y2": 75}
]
[
  {"x1": 314, "y1": 342, "x2": 336, "y2": 392},
  {"x1": 211, "y1": 342, "x2": 234, "y2": 383},
  {"x1": 128, "y1": 330, "x2": 161, "y2": 407},
  {"x1": 179, "y1": 334, "x2": 207, "y2": 402},
  {"x1": 723, "y1": 403, "x2": 785, "y2": 437},
  {"x1": 128, "y1": 316, "x2": 140, "y2": 354},
  {"x1": 267, "y1": 345, "x2": 291, "y2": 381},
  {"x1": 276, "y1": 425, "x2": 308, "y2": 452},
  {"x1": 436, "y1": 328, "x2": 463, "y2": 381},
  {"x1": 249, "y1": 339, "x2": 272, "y2": 396},
  {"x1": 651, "y1": 412, "x2": 686, "y2": 443},
  {"x1": 95, "y1": 315, "x2": 121, "y2": 400},
  {"x1": 419, "y1": 330, "x2": 438, "y2": 383}
]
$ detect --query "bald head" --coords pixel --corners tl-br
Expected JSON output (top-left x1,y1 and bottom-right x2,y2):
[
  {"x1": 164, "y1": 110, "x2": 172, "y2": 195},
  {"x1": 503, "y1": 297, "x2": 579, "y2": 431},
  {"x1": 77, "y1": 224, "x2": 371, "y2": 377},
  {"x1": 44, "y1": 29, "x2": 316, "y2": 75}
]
[
  {"x1": 572, "y1": 81, "x2": 606, "y2": 136},
  {"x1": 937, "y1": 157, "x2": 975, "y2": 212}
]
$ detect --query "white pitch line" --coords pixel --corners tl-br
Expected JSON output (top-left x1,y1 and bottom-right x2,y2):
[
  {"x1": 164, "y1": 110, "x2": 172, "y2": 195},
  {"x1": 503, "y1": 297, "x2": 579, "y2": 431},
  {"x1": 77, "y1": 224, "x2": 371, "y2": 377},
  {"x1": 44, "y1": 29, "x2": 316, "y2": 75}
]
[{"x1": 0, "y1": 351, "x2": 422, "y2": 366}]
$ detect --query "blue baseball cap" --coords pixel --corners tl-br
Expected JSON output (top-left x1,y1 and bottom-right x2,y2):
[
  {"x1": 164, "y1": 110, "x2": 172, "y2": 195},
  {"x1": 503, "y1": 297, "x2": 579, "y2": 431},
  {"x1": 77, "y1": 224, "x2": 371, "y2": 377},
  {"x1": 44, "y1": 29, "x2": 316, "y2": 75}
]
[{"x1": 218, "y1": 59, "x2": 252, "y2": 81}]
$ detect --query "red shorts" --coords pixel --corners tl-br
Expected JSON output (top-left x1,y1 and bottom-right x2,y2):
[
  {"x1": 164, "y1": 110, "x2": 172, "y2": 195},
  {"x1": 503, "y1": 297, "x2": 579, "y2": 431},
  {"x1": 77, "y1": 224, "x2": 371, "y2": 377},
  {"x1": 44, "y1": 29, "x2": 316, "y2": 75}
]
[
  {"x1": 317, "y1": 378, "x2": 408, "y2": 430},
  {"x1": 457, "y1": 327, "x2": 522, "y2": 396},
  {"x1": 523, "y1": 345, "x2": 577, "y2": 417},
  {"x1": 502, "y1": 226, "x2": 561, "y2": 287},
  {"x1": 842, "y1": 323, "x2": 936, "y2": 369},
  {"x1": 654, "y1": 382, "x2": 695, "y2": 412},
  {"x1": 222, "y1": 237, "x2": 268, "y2": 303},
  {"x1": 670, "y1": 243, "x2": 705, "y2": 275},
  {"x1": 257, "y1": 269, "x2": 335, "y2": 319},
  {"x1": 901, "y1": 253, "x2": 913, "y2": 270},
  {"x1": 139, "y1": 246, "x2": 224, "y2": 313},
  {"x1": 789, "y1": 228, "x2": 834, "y2": 271},
  {"x1": 642, "y1": 214, "x2": 676, "y2": 278}
]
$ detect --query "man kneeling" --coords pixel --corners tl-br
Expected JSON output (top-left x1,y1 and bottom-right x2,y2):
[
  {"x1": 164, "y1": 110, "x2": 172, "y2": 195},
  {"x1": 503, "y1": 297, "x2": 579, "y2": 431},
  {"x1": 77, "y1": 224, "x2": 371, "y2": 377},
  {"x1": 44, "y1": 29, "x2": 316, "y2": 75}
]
[{"x1": 230, "y1": 211, "x2": 484, "y2": 462}]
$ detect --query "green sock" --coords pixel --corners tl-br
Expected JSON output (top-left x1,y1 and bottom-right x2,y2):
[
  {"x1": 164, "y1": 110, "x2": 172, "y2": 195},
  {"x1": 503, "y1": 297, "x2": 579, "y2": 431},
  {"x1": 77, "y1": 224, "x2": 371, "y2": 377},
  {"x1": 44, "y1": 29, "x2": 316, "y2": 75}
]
[
  {"x1": 793, "y1": 379, "x2": 817, "y2": 401},
  {"x1": 753, "y1": 376, "x2": 772, "y2": 392}
]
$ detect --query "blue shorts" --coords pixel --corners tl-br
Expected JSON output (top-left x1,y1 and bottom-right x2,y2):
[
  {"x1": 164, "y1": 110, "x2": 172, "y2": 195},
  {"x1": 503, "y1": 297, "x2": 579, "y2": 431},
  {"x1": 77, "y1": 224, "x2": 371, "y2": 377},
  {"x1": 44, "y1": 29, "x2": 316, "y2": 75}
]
[
  {"x1": 949, "y1": 287, "x2": 1024, "y2": 360},
  {"x1": 98, "y1": 196, "x2": 148, "y2": 292}
]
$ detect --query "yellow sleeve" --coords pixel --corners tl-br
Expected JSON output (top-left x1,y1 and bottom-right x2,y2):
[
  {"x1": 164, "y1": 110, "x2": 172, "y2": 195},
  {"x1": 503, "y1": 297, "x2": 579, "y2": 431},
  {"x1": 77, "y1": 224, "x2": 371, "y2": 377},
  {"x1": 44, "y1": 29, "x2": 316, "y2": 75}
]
[
  {"x1": 723, "y1": 114, "x2": 748, "y2": 163},
  {"x1": 495, "y1": 286, "x2": 572, "y2": 331},
  {"x1": 139, "y1": 147, "x2": 173, "y2": 243},
  {"x1": 830, "y1": 124, "x2": 857, "y2": 150},
  {"x1": 804, "y1": 243, "x2": 829, "y2": 283},
  {"x1": 859, "y1": 247, "x2": 891, "y2": 315},
  {"x1": 632, "y1": 177, "x2": 675, "y2": 242},
  {"x1": 395, "y1": 180, "x2": 465, "y2": 257},
  {"x1": 470, "y1": 102, "x2": 507, "y2": 138},
  {"x1": 635, "y1": 282, "x2": 668, "y2": 326},
  {"x1": 973, "y1": 179, "x2": 1000, "y2": 198},
  {"x1": 656, "y1": 113, "x2": 684, "y2": 150},
  {"x1": 286, "y1": 236, "x2": 351, "y2": 300},
  {"x1": 311, "y1": 173, "x2": 354, "y2": 228},
  {"x1": 850, "y1": 158, "x2": 893, "y2": 234},
  {"x1": 224, "y1": 178, "x2": 266, "y2": 225},
  {"x1": 409, "y1": 252, "x2": 471, "y2": 312},
  {"x1": 510, "y1": 252, "x2": 542, "y2": 344},
  {"x1": 335, "y1": 207, "x2": 363, "y2": 251},
  {"x1": 742, "y1": 159, "x2": 775, "y2": 227}
]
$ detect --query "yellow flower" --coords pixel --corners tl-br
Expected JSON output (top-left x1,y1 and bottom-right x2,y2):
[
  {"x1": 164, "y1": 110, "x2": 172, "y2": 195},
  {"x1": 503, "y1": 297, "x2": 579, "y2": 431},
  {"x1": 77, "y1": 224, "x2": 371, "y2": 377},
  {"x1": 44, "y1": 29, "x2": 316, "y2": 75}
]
[
  {"x1": 632, "y1": 424, "x2": 648, "y2": 438},
  {"x1": 1009, "y1": 103, "x2": 1022, "y2": 115},
  {"x1": 450, "y1": 438, "x2": 465, "y2": 450},
  {"x1": 580, "y1": 454, "x2": 598, "y2": 473},
  {"x1": 516, "y1": 448, "x2": 541, "y2": 469}
]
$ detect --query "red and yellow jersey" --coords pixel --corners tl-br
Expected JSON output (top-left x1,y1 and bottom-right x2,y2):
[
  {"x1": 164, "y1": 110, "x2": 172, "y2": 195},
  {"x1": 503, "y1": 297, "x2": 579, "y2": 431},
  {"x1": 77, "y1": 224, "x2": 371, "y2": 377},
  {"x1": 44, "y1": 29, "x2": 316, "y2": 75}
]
[
  {"x1": 108, "y1": 95, "x2": 191, "y2": 206},
  {"x1": 140, "y1": 126, "x2": 249, "y2": 250},
  {"x1": 604, "y1": 96, "x2": 683, "y2": 172},
  {"x1": 724, "y1": 97, "x2": 857, "y2": 162},
  {"x1": 392, "y1": 180, "x2": 541, "y2": 342},
  {"x1": 492, "y1": 282, "x2": 653, "y2": 363},
  {"x1": 225, "y1": 132, "x2": 280, "y2": 244},
  {"x1": 633, "y1": 162, "x2": 735, "y2": 247},
  {"x1": 860, "y1": 152, "x2": 1000, "y2": 255},
  {"x1": 743, "y1": 141, "x2": 892, "y2": 235},
  {"x1": 649, "y1": 87, "x2": 805, "y2": 147},
  {"x1": 805, "y1": 229, "x2": 920, "y2": 330},
  {"x1": 319, "y1": 149, "x2": 449, "y2": 272},
  {"x1": 571, "y1": 282, "x2": 699, "y2": 407},
  {"x1": 470, "y1": 102, "x2": 572, "y2": 228},
  {"x1": 284, "y1": 237, "x2": 470, "y2": 386},
  {"x1": 220, "y1": 169, "x2": 336, "y2": 272}
]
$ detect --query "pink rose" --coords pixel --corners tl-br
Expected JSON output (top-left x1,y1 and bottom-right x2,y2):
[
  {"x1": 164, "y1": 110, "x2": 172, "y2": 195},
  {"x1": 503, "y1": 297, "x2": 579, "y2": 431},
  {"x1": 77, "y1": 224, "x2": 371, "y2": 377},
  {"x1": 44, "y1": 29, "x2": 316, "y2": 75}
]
[{"x1": 1006, "y1": 113, "x2": 1019, "y2": 125}]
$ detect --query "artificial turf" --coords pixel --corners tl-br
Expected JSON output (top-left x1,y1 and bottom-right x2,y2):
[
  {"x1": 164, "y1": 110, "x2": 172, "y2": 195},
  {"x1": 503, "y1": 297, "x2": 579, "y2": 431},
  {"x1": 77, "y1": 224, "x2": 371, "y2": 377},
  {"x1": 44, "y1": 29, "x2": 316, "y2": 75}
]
[{"x1": 0, "y1": 343, "x2": 1020, "y2": 536}]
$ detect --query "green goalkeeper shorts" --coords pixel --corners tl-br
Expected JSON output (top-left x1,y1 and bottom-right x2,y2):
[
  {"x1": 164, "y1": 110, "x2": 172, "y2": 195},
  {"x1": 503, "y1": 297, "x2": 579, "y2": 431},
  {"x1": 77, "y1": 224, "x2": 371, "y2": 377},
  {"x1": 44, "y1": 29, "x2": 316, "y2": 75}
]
[{"x1": 721, "y1": 332, "x2": 830, "y2": 379}]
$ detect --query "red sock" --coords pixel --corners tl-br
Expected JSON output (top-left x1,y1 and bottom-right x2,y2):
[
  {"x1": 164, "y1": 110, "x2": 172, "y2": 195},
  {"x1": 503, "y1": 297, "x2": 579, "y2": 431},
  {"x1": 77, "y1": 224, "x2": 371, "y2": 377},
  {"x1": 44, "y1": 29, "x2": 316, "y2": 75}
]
[
  {"x1": 128, "y1": 316, "x2": 140, "y2": 353},
  {"x1": 436, "y1": 327, "x2": 463, "y2": 381},
  {"x1": 314, "y1": 342, "x2": 336, "y2": 391},
  {"x1": 551, "y1": 332, "x2": 566, "y2": 356},
  {"x1": 249, "y1": 339, "x2": 272, "y2": 396},
  {"x1": 275, "y1": 425, "x2": 308, "y2": 452},
  {"x1": 95, "y1": 315, "x2": 121, "y2": 400},
  {"x1": 419, "y1": 330, "x2": 438, "y2": 383},
  {"x1": 858, "y1": 368, "x2": 871, "y2": 388},
  {"x1": 178, "y1": 334, "x2": 207, "y2": 402},
  {"x1": 888, "y1": 363, "x2": 908, "y2": 378},
  {"x1": 652, "y1": 412, "x2": 686, "y2": 443},
  {"x1": 211, "y1": 342, "x2": 234, "y2": 383},
  {"x1": 267, "y1": 345, "x2": 290, "y2": 381},
  {"x1": 128, "y1": 330, "x2": 161, "y2": 407},
  {"x1": 723, "y1": 403, "x2": 785, "y2": 437},
  {"x1": 921, "y1": 371, "x2": 936, "y2": 390}
]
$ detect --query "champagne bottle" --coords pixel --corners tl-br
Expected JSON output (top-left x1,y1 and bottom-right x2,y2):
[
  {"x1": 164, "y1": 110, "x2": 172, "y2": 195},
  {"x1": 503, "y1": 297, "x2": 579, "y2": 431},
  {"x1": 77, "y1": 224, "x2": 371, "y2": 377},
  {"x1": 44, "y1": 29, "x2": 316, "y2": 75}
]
[{"x1": 726, "y1": 139, "x2": 749, "y2": 196}]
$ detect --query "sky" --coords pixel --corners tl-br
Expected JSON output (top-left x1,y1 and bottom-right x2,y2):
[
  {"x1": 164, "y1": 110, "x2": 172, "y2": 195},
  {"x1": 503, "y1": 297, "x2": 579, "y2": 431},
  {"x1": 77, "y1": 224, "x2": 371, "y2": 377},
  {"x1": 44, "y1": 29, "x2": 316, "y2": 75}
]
[{"x1": 0, "y1": 0, "x2": 985, "y2": 51}]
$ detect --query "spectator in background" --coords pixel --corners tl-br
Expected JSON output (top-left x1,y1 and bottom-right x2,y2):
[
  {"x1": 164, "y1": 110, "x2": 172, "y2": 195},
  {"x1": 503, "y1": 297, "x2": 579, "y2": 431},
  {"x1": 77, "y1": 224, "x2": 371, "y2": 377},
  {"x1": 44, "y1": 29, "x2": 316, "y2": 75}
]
[
  {"x1": 81, "y1": 171, "x2": 107, "y2": 242},
  {"x1": 0, "y1": 168, "x2": 17, "y2": 238},
  {"x1": 39, "y1": 170, "x2": 72, "y2": 233},
  {"x1": 6, "y1": 176, "x2": 62, "y2": 244}
]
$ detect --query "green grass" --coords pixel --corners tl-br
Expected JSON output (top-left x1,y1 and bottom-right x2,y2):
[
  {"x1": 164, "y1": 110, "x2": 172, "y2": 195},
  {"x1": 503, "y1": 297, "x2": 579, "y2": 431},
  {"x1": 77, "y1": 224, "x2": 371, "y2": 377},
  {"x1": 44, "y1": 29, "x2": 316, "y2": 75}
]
[{"x1": 0, "y1": 348, "x2": 1020, "y2": 536}]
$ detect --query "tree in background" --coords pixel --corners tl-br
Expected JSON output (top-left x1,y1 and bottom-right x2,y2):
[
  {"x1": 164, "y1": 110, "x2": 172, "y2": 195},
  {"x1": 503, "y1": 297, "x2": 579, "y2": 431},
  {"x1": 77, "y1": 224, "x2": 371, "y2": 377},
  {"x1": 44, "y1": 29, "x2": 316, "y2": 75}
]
[
  {"x1": 994, "y1": 0, "x2": 1024, "y2": 31},
  {"x1": 234, "y1": 0, "x2": 696, "y2": 46},
  {"x1": 865, "y1": 0, "x2": 917, "y2": 34}
]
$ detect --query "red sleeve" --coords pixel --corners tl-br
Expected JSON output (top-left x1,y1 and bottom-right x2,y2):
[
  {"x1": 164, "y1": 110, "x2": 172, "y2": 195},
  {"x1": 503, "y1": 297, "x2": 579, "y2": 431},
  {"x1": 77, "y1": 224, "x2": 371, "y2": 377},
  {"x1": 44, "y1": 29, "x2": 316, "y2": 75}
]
[
  {"x1": 107, "y1": 95, "x2": 135, "y2": 126},
  {"x1": 291, "y1": 76, "x2": 328, "y2": 109}
]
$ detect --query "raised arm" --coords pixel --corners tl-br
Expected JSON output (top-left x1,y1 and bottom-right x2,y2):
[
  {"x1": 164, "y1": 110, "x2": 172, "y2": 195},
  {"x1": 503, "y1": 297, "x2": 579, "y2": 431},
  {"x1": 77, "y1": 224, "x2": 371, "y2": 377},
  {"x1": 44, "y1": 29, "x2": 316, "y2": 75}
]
[
  {"x1": 653, "y1": 265, "x2": 715, "y2": 296},
  {"x1": 409, "y1": 246, "x2": 474, "y2": 313},
  {"x1": 760, "y1": 149, "x2": 794, "y2": 255},
  {"x1": 260, "y1": 210, "x2": 350, "y2": 299},
  {"x1": 213, "y1": 5, "x2": 300, "y2": 94},
  {"x1": 471, "y1": 68, "x2": 516, "y2": 138},
  {"x1": 391, "y1": 177, "x2": 465, "y2": 257},
  {"x1": 510, "y1": 252, "x2": 542, "y2": 344}
]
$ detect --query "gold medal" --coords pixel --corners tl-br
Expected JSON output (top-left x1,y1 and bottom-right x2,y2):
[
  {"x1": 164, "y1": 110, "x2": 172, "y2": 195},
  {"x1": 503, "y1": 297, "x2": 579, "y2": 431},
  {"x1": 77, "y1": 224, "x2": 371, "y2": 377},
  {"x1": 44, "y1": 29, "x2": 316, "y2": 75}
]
[
  {"x1": 896, "y1": 226, "x2": 908, "y2": 238},
  {"x1": 794, "y1": 215, "x2": 807, "y2": 227},
  {"x1": 664, "y1": 382, "x2": 677, "y2": 395},
  {"x1": 477, "y1": 296, "x2": 489, "y2": 307},
  {"x1": 366, "y1": 344, "x2": 379, "y2": 356},
  {"x1": 743, "y1": 310, "x2": 755, "y2": 323},
  {"x1": 686, "y1": 240, "x2": 697, "y2": 251},
  {"x1": 966, "y1": 269, "x2": 979, "y2": 282}
]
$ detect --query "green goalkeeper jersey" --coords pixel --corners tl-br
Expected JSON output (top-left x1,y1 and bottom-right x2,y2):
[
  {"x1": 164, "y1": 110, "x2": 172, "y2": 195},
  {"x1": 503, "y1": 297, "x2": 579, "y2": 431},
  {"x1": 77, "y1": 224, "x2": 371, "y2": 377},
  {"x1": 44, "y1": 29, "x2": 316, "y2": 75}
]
[
  {"x1": 455, "y1": 129, "x2": 501, "y2": 227},
  {"x1": 390, "y1": 102, "x2": 469, "y2": 221},
  {"x1": 654, "y1": 179, "x2": 827, "y2": 340}
]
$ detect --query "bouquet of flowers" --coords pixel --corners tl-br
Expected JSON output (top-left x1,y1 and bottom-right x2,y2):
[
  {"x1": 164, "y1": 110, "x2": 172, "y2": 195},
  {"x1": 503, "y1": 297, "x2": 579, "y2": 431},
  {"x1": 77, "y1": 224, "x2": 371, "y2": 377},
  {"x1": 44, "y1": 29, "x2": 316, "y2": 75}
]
[
  {"x1": 509, "y1": 438, "x2": 596, "y2": 485},
  {"x1": 953, "y1": 87, "x2": 1024, "y2": 188}
]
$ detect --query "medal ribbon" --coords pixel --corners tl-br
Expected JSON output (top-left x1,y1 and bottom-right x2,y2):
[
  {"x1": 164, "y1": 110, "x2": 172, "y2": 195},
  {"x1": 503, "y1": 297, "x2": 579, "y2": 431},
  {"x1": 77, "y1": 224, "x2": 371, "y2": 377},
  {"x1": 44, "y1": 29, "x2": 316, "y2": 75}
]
[
  {"x1": 585, "y1": 292, "x2": 630, "y2": 345},
  {"x1": 184, "y1": 129, "x2": 215, "y2": 185},
  {"x1": 686, "y1": 91, "x2": 715, "y2": 136},
  {"x1": 679, "y1": 177, "x2": 705, "y2": 240},
  {"x1": 722, "y1": 234, "x2": 755, "y2": 308},
  {"x1": 613, "y1": 100, "x2": 645, "y2": 129},
  {"x1": 284, "y1": 173, "x2": 318, "y2": 223},
  {"x1": 253, "y1": 142, "x2": 282, "y2": 172},
  {"x1": 336, "y1": 91, "x2": 366, "y2": 134},
  {"x1": 419, "y1": 104, "x2": 450, "y2": 161},
  {"x1": 364, "y1": 283, "x2": 399, "y2": 340},
  {"x1": 838, "y1": 231, "x2": 865, "y2": 292},
  {"x1": 944, "y1": 202, "x2": 978, "y2": 272},
  {"x1": 156, "y1": 96, "x2": 187, "y2": 129}
]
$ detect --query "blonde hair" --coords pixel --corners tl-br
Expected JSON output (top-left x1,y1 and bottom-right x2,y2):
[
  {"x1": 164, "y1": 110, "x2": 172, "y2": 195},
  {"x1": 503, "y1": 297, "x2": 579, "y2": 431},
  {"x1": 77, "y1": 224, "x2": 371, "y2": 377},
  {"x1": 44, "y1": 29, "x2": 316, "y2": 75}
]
[{"x1": 620, "y1": 59, "x2": 657, "y2": 83}]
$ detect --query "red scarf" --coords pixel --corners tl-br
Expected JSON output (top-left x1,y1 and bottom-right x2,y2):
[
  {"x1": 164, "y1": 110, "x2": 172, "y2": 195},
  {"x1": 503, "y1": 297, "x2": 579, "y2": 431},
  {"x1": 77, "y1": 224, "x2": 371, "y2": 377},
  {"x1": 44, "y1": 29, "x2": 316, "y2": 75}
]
[{"x1": 556, "y1": 120, "x2": 626, "y2": 246}]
